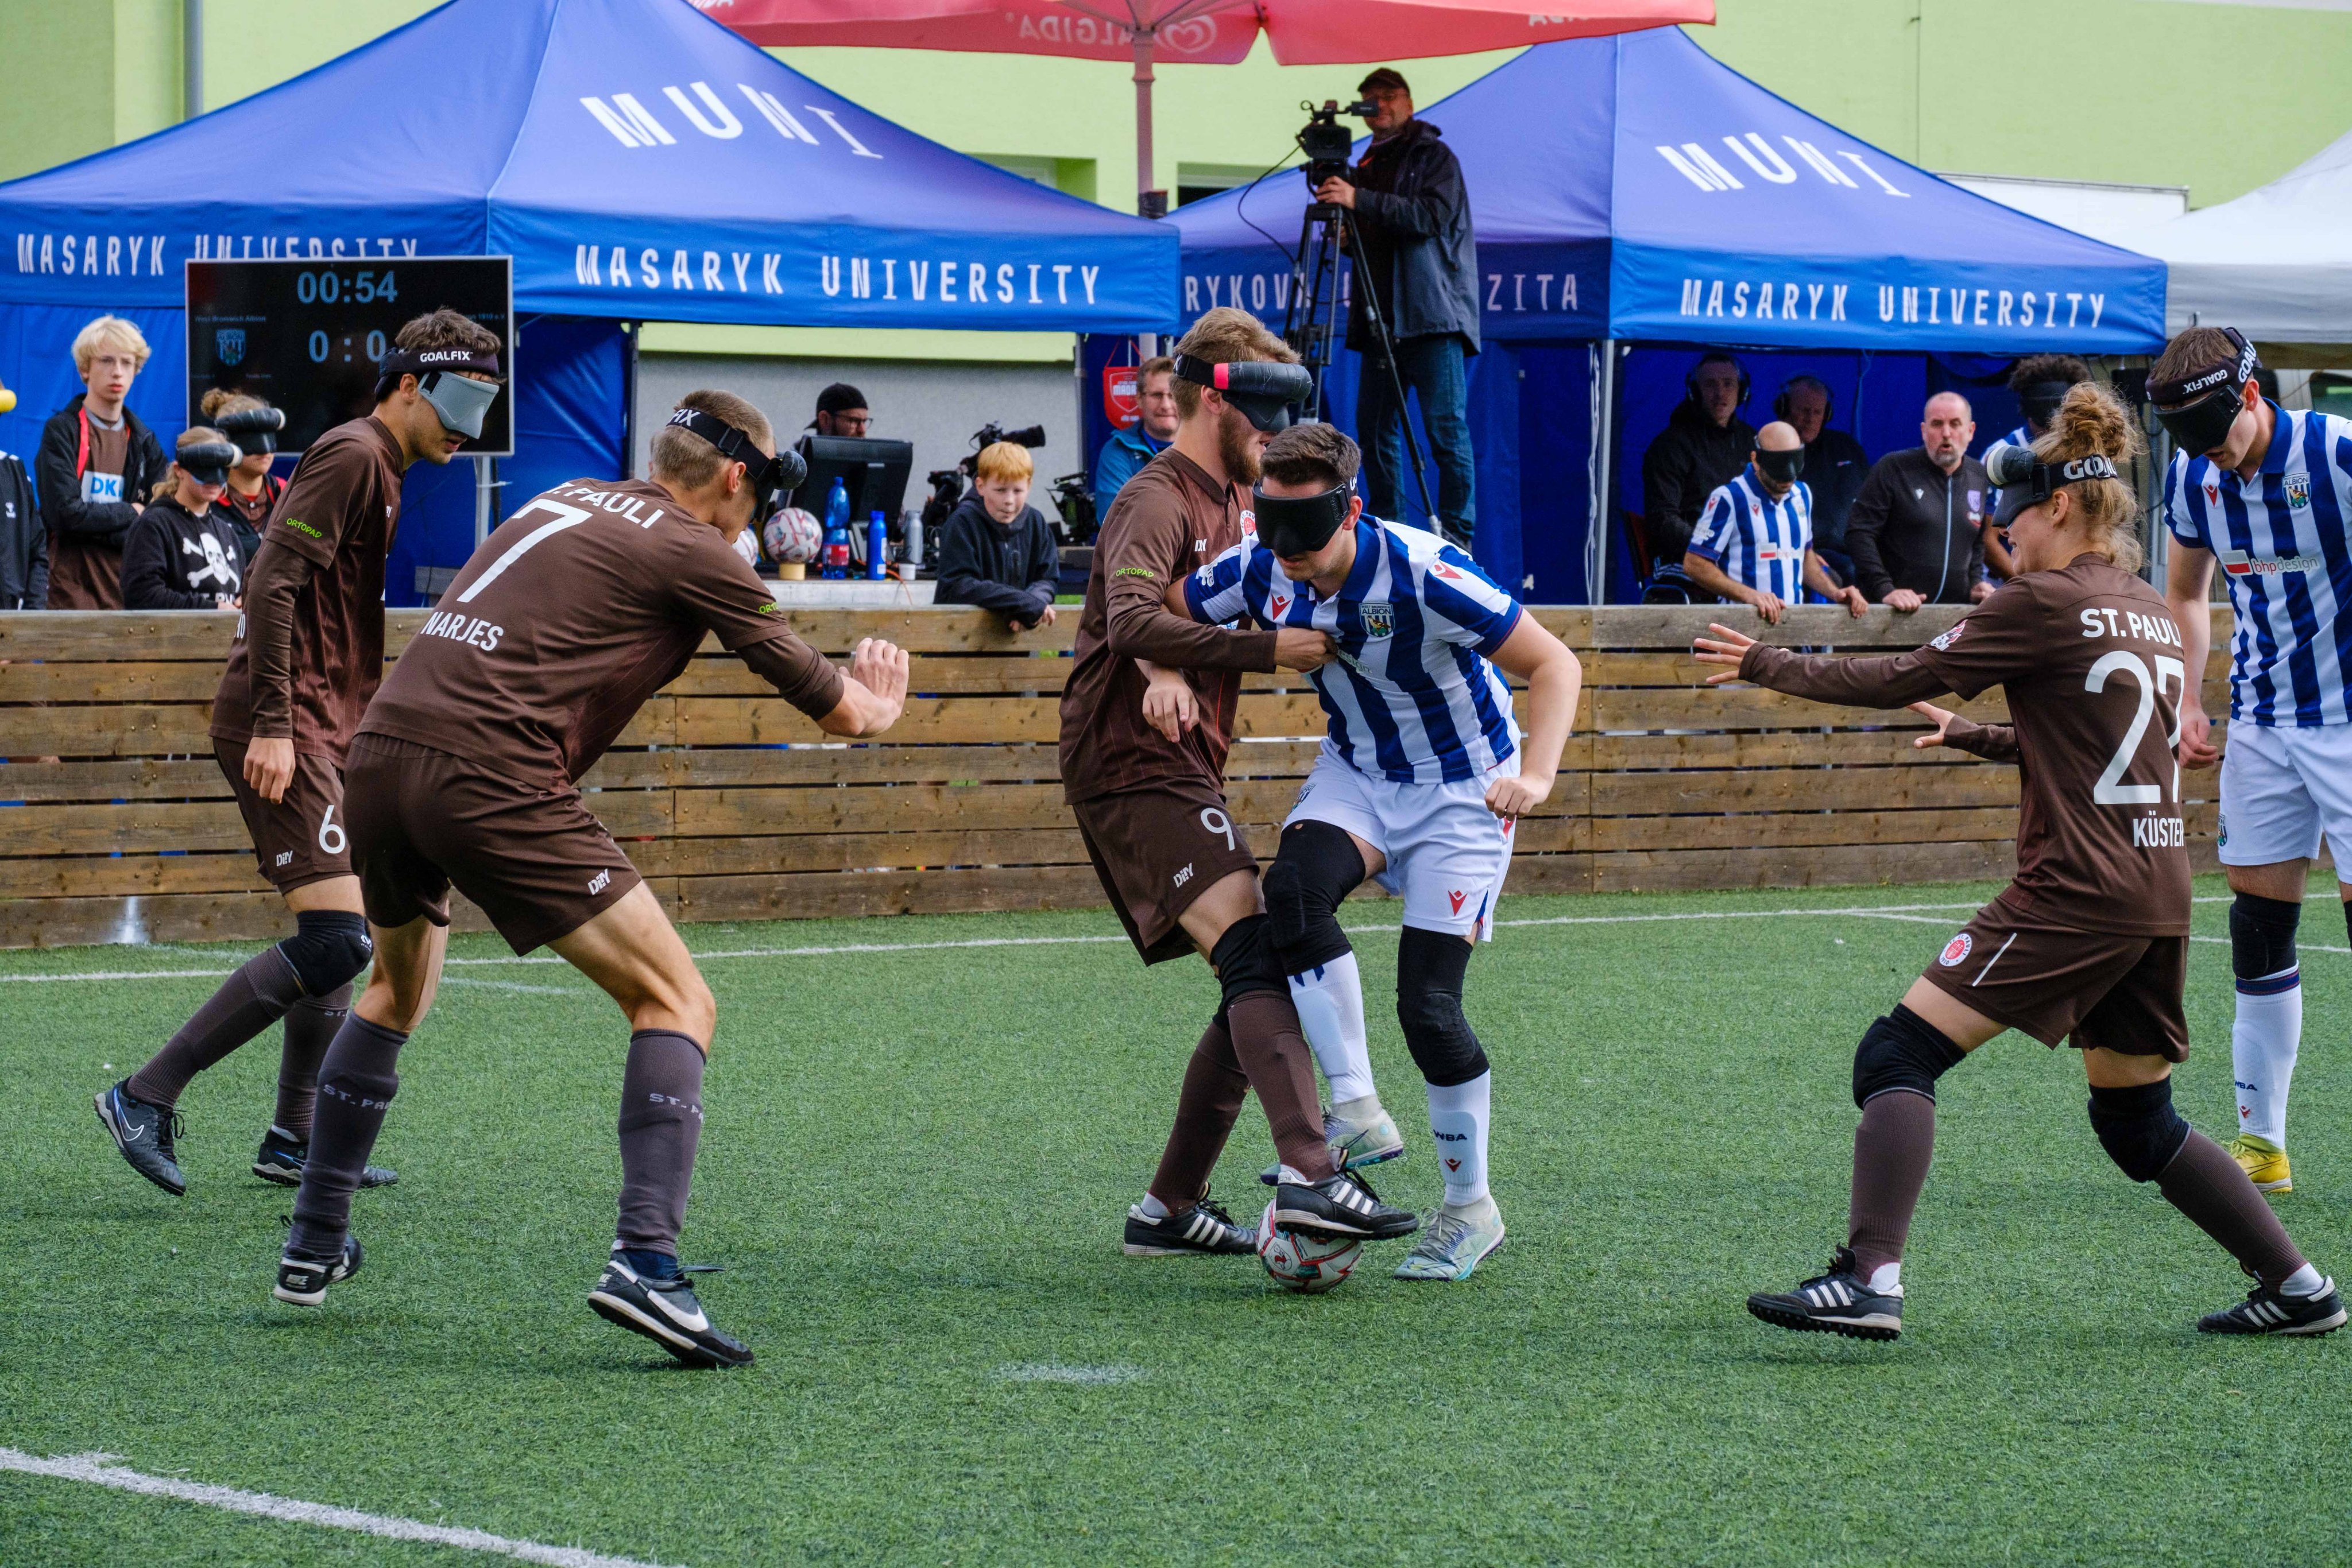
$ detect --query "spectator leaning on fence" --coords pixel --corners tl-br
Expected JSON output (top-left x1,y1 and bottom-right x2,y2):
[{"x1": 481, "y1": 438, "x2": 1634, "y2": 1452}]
[
  {"x1": 36, "y1": 315, "x2": 169, "y2": 609},
  {"x1": 122, "y1": 428, "x2": 249, "y2": 611},
  {"x1": 1095, "y1": 355, "x2": 1178, "y2": 521},
  {"x1": 1844, "y1": 391, "x2": 1994, "y2": 610},
  {"x1": 1682, "y1": 420, "x2": 1868, "y2": 625},
  {"x1": 934, "y1": 440, "x2": 1062, "y2": 632}
]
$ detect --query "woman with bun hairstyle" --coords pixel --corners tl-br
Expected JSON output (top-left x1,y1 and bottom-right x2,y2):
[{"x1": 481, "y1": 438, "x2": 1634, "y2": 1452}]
[
  {"x1": 121, "y1": 426, "x2": 249, "y2": 610},
  {"x1": 200, "y1": 389, "x2": 285, "y2": 562},
  {"x1": 1695, "y1": 384, "x2": 2346, "y2": 1342}
]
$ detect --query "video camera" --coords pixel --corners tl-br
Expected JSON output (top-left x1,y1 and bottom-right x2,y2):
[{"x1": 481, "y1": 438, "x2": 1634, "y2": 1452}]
[{"x1": 1298, "y1": 99, "x2": 1373, "y2": 187}]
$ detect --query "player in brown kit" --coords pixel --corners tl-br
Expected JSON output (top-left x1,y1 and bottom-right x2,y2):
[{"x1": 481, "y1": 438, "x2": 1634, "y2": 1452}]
[
  {"x1": 96, "y1": 309, "x2": 504, "y2": 1198},
  {"x1": 1696, "y1": 384, "x2": 2344, "y2": 1340},
  {"x1": 1063, "y1": 307, "x2": 1417, "y2": 1258},
  {"x1": 270, "y1": 390, "x2": 907, "y2": 1369}
]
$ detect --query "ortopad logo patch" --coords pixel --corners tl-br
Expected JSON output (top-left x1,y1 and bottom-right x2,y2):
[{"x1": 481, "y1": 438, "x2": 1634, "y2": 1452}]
[{"x1": 1939, "y1": 931, "x2": 1974, "y2": 967}]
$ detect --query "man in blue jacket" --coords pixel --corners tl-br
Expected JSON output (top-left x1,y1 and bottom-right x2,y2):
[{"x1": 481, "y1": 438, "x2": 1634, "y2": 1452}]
[
  {"x1": 1093, "y1": 355, "x2": 1177, "y2": 522},
  {"x1": 1314, "y1": 68, "x2": 1479, "y2": 551}
]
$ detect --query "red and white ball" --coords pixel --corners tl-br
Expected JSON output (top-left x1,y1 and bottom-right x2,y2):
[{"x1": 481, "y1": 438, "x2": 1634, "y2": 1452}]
[
  {"x1": 763, "y1": 506, "x2": 822, "y2": 566},
  {"x1": 1256, "y1": 1200, "x2": 1363, "y2": 1294}
]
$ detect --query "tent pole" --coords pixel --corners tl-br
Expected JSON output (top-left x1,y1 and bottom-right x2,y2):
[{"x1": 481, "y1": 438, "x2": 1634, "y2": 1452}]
[
  {"x1": 1587, "y1": 338, "x2": 1616, "y2": 607},
  {"x1": 184, "y1": 0, "x2": 203, "y2": 119},
  {"x1": 473, "y1": 454, "x2": 493, "y2": 549},
  {"x1": 1133, "y1": 32, "x2": 1161, "y2": 218}
]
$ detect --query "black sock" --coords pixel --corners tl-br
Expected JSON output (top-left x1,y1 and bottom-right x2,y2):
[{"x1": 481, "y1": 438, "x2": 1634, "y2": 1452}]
[
  {"x1": 273, "y1": 984, "x2": 351, "y2": 1143},
  {"x1": 616, "y1": 1031, "x2": 707, "y2": 1260},
  {"x1": 127, "y1": 947, "x2": 304, "y2": 1109},
  {"x1": 287, "y1": 1015, "x2": 407, "y2": 1262}
]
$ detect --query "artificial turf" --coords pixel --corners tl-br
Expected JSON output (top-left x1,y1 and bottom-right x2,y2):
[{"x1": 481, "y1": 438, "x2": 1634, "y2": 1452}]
[{"x1": 5, "y1": 874, "x2": 2351, "y2": 1566}]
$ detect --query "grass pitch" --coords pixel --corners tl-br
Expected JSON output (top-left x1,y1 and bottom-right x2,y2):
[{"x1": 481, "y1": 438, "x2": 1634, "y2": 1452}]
[{"x1": 6, "y1": 874, "x2": 2352, "y2": 1566}]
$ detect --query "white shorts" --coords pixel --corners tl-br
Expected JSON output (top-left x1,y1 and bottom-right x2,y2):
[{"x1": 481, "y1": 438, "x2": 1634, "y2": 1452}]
[
  {"x1": 1286, "y1": 747, "x2": 1518, "y2": 939},
  {"x1": 2218, "y1": 722, "x2": 2352, "y2": 868}
]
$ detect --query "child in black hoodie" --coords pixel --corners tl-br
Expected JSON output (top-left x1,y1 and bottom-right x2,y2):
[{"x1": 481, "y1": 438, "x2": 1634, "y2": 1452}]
[
  {"x1": 934, "y1": 440, "x2": 1061, "y2": 630},
  {"x1": 121, "y1": 427, "x2": 247, "y2": 610}
]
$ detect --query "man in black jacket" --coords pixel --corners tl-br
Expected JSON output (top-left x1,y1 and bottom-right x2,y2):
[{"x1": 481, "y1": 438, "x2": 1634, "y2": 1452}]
[
  {"x1": 36, "y1": 316, "x2": 171, "y2": 609},
  {"x1": 934, "y1": 440, "x2": 1061, "y2": 631},
  {"x1": 1314, "y1": 68, "x2": 1479, "y2": 549},
  {"x1": 0, "y1": 444, "x2": 42, "y2": 611},
  {"x1": 1774, "y1": 374, "x2": 1870, "y2": 584},
  {"x1": 1641, "y1": 351, "x2": 1757, "y2": 590},
  {"x1": 1844, "y1": 391, "x2": 1994, "y2": 609}
]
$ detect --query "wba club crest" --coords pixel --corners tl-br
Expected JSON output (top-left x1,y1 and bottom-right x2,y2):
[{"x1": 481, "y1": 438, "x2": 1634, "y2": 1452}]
[
  {"x1": 1360, "y1": 601, "x2": 1394, "y2": 638},
  {"x1": 215, "y1": 328, "x2": 246, "y2": 367},
  {"x1": 1938, "y1": 931, "x2": 1974, "y2": 967},
  {"x1": 2284, "y1": 474, "x2": 2312, "y2": 510}
]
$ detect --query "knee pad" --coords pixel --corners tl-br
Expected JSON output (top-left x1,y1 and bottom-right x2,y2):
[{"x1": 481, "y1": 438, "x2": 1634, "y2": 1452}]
[
  {"x1": 2087, "y1": 1077, "x2": 2191, "y2": 1183},
  {"x1": 1852, "y1": 1005, "x2": 1967, "y2": 1109},
  {"x1": 1210, "y1": 913, "x2": 1286, "y2": 1011},
  {"x1": 2229, "y1": 892, "x2": 2300, "y2": 988},
  {"x1": 277, "y1": 910, "x2": 373, "y2": 998},
  {"x1": 1264, "y1": 820, "x2": 1366, "y2": 974},
  {"x1": 1395, "y1": 925, "x2": 1488, "y2": 1087}
]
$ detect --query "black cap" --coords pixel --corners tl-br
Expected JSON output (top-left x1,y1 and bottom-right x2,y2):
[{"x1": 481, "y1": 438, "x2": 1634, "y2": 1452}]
[
  {"x1": 1357, "y1": 67, "x2": 1409, "y2": 96},
  {"x1": 815, "y1": 382, "x2": 868, "y2": 416}
]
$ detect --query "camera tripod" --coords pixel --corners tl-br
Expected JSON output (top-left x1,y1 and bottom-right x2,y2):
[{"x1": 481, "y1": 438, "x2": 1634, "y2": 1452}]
[{"x1": 1282, "y1": 199, "x2": 1437, "y2": 524}]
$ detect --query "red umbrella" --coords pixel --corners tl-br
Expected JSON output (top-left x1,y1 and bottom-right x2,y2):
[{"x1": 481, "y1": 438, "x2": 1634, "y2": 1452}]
[{"x1": 709, "y1": 0, "x2": 1713, "y2": 213}]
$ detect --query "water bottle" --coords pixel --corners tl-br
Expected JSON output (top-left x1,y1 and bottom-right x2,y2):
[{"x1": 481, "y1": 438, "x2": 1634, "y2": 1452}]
[
  {"x1": 821, "y1": 477, "x2": 852, "y2": 580},
  {"x1": 903, "y1": 510, "x2": 924, "y2": 575},
  {"x1": 866, "y1": 510, "x2": 888, "y2": 580}
]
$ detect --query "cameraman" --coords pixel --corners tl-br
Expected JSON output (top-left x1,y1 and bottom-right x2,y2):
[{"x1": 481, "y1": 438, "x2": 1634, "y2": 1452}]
[
  {"x1": 934, "y1": 440, "x2": 1061, "y2": 631},
  {"x1": 1313, "y1": 68, "x2": 1479, "y2": 549}
]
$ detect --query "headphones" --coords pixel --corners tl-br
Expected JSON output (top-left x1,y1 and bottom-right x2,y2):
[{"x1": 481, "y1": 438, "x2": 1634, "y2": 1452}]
[
  {"x1": 1772, "y1": 374, "x2": 1832, "y2": 425},
  {"x1": 1686, "y1": 353, "x2": 1748, "y2": 409}
]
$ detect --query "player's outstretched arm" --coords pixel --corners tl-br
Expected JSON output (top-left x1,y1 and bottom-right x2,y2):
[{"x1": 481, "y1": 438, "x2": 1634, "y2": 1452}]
[
  {"x1": 817, "y1": 637, "x2": 910, "y2": 738},
  {"x1": 2165, "y1": 541, "x2": 2220, "y2": 769},
  {"x1": 1693, "y1": 622, "x2": 1953, "y2": 709},
  {"x1": 1906, "y1": 699, "x2": 2017, "y2": 762},
  {"x1": 1485, "y1": 615, "x2": 1582, "y2": 820}
]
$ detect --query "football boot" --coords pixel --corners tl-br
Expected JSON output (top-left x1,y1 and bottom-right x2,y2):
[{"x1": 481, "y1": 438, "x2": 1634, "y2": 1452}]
[
  {"x1": 2198, "y1": 1277, "x2": 2346, "y2": 1337},
  {"x1": 1258, "y1": 1105, "x2": 1407, "y2": 1185},
  {"x1": 95, "y1": 1081, "x2": 185, "y2": 1197},
  {"x1": 274, "y1": 1236, "x2": 363, "y2": 1307},
  {"x1": 1747, "y1": 1246, "x2": 1903, "y2": 1341},
  {"x1": 1123, "y1": 1188, "x2": 1255, "y2": 1257},
  {"x1": 1272, "y1": 1169, "x2": 1419, "y2": 1242},
  {"x1": 589, "y1": 1251, "x2": 754, "y2": 1369},
  {"x1": 1394, "y1": 1198, "x2": 1506, "y2": 1282},
  {"x1": 252, "y1": 1126, "x2": 399, "y2": 1190},
  {"x1": 2225, "y1": 1132, "x2": 2292, "y2": 1195}
]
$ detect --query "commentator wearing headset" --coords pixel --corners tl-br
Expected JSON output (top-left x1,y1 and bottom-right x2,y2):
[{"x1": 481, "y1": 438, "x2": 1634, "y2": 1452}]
[
  {"x1": 1640, "y1": 350, "x2": 1757, "y2": 600},
  {"x1": 1773, "y1": 374, "x2": 1870, "y2": 586}
]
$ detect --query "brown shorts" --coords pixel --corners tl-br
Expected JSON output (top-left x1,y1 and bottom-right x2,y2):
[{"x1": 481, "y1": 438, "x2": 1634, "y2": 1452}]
[
  {"x1": 1918, "y1": 899, "x2": 2189, "y2": 1061},
  {"x1": 1070, "y1": 778, "x2": 1260, "y2": 965},
  {"x1": 344, "y1": 734, "x2": 642, "y2": 955},
  {"x1": 215, "y1": 737, "x2": 350, "y2": 893}
]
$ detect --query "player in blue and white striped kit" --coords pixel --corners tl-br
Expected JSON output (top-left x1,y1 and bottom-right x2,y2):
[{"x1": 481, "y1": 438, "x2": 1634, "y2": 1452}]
[
  {"x1": 1681, "y1": 420, "x2": 1867, "y2": 623},
  {"x1": 1163, "y1": 422, "x2": 1583, "y2": 1281},
  {"x1": 2156, "y1": 326, "x2": 2352, "y2": 1194}
]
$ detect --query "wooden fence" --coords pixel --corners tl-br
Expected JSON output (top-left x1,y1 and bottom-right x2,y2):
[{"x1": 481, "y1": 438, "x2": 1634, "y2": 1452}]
[{"x1": 0, "y1": 605, "x2": 2228, "y2": 948}]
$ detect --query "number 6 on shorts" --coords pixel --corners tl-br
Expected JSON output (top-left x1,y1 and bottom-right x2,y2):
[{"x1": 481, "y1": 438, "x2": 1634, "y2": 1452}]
[{"x1": 318, "y1": 803, "x2": 347, "y2": 857}]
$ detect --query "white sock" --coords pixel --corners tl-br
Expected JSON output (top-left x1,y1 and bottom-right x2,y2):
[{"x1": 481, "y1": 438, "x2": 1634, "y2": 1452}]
[
  {"x1": 2281, "y1": 1262, "x2": 2325, "y2": 1299},
  {"x1": 1289, "y1": 953, "x2": 1377, "y2": 1105},
  {"x1": 1867, "y1": 1261, "x2": 1902, "y2": 1294},
  {"x1": 1136, "y1": 1192, "x2": 1170, "y2": 1219},
  {"x1": 1426, "y1": 1071, "x2": 1491, "y2": 1207},
  {"x1": 2231, "y1": 968, "x2": 2302, "y2": 1147}
]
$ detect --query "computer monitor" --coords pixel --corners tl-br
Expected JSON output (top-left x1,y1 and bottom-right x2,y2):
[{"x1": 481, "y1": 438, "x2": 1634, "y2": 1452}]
[{"x1": 791, "y1": 435, "x2": 913, "y2": 526}]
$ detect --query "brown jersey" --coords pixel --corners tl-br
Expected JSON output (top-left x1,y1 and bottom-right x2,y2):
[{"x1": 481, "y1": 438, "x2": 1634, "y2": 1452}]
[
  {"x1": 211, "y1": 416, "x2": 405, "y2": 765},
  {"x1": 358, "y1": 477, "x2": 843, "y2": 785},
  {"x1": 1058, "y1": 449, "x2": 1278, "y2": 804},
  {"x1": 1742, "y1": 555, "x2": 2191, "y2": 936}
]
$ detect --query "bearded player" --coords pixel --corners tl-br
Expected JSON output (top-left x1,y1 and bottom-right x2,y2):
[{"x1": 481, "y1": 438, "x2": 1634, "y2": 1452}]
[
  {"x1": 1699, "y1": 384, "x2": 2343, "y2": 1340},
  {"x1": 270, "y1": 391, "x2": 908, "y2": 1368},
  {"x1": 2154, "y1": 327, "x2": 2352, "y2": 1195},
  {"x1": 96, "y1": 309, "x2": 502, "y2": 1197},
  {"x1": 1160, "y1": 422, "x2": 1581, "y2": 1281},
  {"x1": 1064, "y1": 307, "x2": 1417, "y2": 1259}
]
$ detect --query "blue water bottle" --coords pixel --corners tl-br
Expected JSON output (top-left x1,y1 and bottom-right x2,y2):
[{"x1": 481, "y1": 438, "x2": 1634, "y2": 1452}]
[
  {"x1": 821, "y1": 477, "x2": 852, "y2": 580},
  {"x1": 866, "y1": 510, "x2": 888, "y2": 580}
]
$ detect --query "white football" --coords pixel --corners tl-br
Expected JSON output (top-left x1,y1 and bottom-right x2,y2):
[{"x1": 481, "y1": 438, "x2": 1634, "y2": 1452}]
[
  {"x1": 763, "y1": 506, "x2": 822, "y2": 565},
  {"x1": 1256, "y1": 1199, "x2": 1363, "y2": 1294}
]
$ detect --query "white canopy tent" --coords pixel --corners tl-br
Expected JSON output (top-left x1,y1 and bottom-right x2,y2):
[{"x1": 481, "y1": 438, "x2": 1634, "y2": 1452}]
[{"x1": 2124, "y1": 127, "x2": 2352, "y2": 366}]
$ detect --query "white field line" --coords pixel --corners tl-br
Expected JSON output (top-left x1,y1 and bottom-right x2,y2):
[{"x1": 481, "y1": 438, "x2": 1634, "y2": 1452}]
[
  {"x1": 0, "y1": 1449, "x2": 680, "y2": 1568},
  {"x1": 3, "y1": 898, "x2": 2345, "y2": 986},
  {"x1": 437, "y1": 976, "x2": 584, "y2": 996}
]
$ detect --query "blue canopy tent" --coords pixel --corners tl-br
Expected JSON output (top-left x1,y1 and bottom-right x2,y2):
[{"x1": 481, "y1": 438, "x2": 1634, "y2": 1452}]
[
  {"x1": 0, "y1": 0, "x2": 1175, "y2": 604},
  {"x1": 1154, "y1": 29, "x2": 2165, "y2": 602}
]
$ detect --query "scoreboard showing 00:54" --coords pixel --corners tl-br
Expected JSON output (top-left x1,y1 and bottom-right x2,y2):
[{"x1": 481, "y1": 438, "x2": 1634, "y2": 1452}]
[{"x1": 185, "y1": 255, "x2": 513, "y2": 456}]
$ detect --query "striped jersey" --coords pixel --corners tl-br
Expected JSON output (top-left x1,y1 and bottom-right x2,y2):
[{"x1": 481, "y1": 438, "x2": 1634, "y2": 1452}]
[
  {"x1": 2161, "y1": 401, "x2": 2352, "y2": 726},
  {"x1": 1689, "y1": 464, "x2": 1813, "y2": 603},
  {"x1": 1182, "y1": 517, "x2": 1522, "y2": 785}
]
